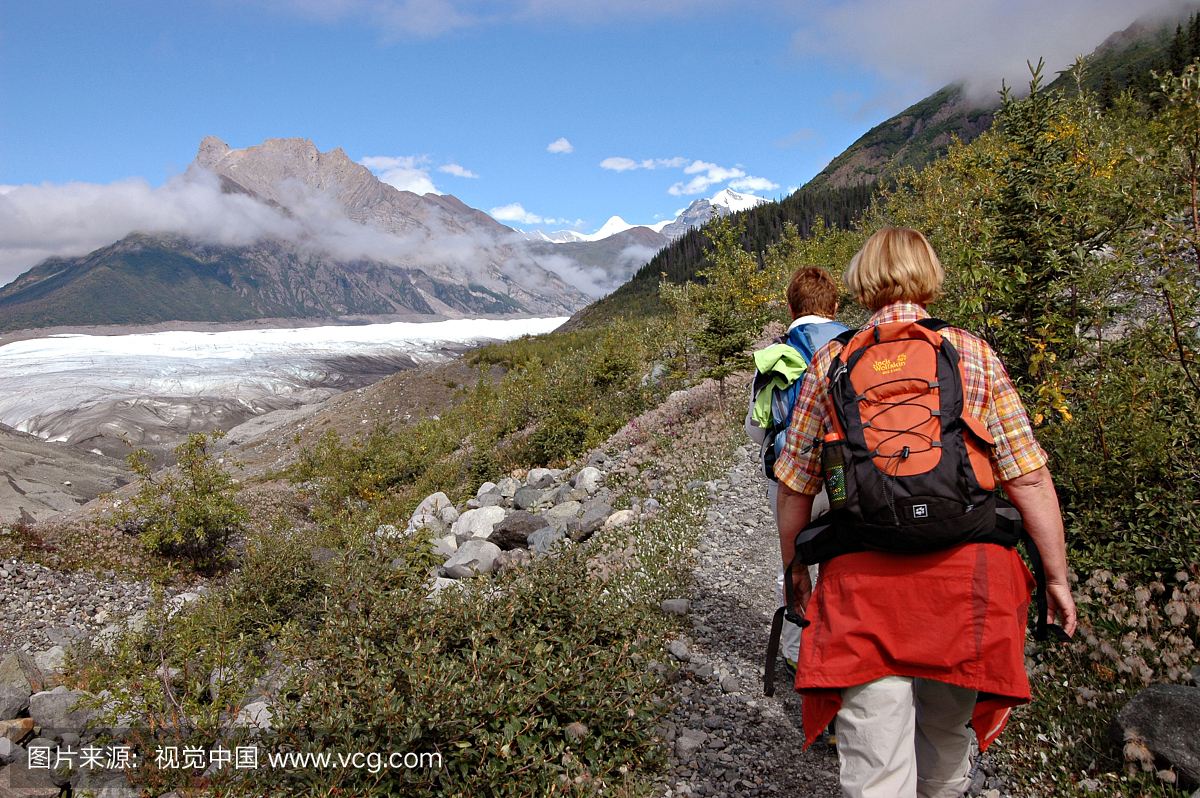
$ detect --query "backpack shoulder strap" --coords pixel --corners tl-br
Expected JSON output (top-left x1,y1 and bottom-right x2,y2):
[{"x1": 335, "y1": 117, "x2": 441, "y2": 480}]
[
  {"x1": 832, "y1": 328, "x2": 857, "y2": 347},
  {"x1": 916, "y1": 317, "x2": 952, "y2": 332}
]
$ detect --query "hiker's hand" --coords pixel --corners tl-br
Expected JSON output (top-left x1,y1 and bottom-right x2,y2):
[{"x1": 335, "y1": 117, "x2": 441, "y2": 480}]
[
  {"x1": 1046, "y1": 581, "x2": 1077, "y2": 637},
  {"x1": 790, "y1": 567, "x2": 813, "y2": 613}
]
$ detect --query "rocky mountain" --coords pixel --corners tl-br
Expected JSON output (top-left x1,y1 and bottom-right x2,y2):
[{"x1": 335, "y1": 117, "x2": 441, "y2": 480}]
[
  {"x1": 0, "y1": 138, "x2": 593, "y2": 331},
  {"x1": 0, "y1": 233, "x2": 557, "y2": 332},
  {"x1": 657, "y1": 189, "x2": 769, "y2": 239},
  {"x1": 194, "y1": 136, "x2": 509, "y2": 238},
  {"x1": 522, "y1": 189, "x2": 770, "y2": 245},
  {"x1": 805, "y1": 85, "x2": 996, "y2": 191}
]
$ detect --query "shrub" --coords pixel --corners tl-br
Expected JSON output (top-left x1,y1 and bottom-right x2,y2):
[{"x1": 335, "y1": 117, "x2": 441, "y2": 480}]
[{"x1": 121, "y1": 431, "x2": 247, "y2": 573}]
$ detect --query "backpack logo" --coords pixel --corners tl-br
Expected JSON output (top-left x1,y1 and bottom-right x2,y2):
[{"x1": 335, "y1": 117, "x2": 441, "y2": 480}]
[
  {"x1": 872, "y1": 353, "x2": 907, "y2": 375},
  {"x1": 912, "y1": 504, "x2": 928, "y2": 518}
]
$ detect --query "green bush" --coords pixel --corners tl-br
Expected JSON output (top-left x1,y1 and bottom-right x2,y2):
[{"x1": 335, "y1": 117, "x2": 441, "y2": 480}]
[{"x1": 121, "y1": 431, "x2": 247, "y2": 573}]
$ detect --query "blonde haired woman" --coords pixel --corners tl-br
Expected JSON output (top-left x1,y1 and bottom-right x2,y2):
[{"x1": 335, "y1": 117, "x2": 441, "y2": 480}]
[{"x1": 774, "y1": 227, "x2": 1076, "y2": 798}]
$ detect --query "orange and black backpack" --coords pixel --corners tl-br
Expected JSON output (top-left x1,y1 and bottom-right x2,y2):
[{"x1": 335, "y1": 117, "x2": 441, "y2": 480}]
[
  {"x1": 802, "y1": 318, "x2": 1000, "y2": 558},
  {"x1": 764, "y1": 318, "x2": 1064, "y2": 695}
]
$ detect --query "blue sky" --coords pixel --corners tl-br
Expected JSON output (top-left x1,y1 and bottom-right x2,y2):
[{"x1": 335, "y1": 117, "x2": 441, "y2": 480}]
[{"x1": 0, "y1": 0, "x2": 1182, "y2": 246}]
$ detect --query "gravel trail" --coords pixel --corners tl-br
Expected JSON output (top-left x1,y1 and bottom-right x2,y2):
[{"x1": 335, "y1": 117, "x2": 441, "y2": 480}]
[{"x1": 660, "y1": 443, "x2": 842, "y2": 798}]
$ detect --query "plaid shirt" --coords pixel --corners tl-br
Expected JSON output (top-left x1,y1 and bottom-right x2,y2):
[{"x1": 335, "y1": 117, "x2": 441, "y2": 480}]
[{"x1": 774, "y1": 301, "x2": 1047, "y2": 495}]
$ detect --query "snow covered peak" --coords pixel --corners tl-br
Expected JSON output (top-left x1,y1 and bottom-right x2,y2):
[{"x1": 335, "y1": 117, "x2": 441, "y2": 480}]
[
  {"x1": 582, "y1": 216, "x2": 634, "y2": 241},
  {"x1": 709, "y1": 188, "x2": 768, "y2": 214}
]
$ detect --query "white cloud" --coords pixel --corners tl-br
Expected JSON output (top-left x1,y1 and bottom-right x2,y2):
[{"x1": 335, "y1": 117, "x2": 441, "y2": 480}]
[
  {"x1": 490, "y1": 203, "x2": 544, "y2": 225},
  {"x1": 669, "y1": 160, "x2": 748, "y2": 196},
  {"x1": 794, "y1": 0, "x2": 1182, "y2": 103},
  {"x1": 601, "y1": 156, "x2": 688, "y2": 172},
  {"x1": 438, "y1": 163, "x2": 479, "y2": 178},
  {"x1": 729, "y1": 176, "x2": 779, "y2": 193},
  {"x1": 547, "y1": 138, "x2": 574, "y2": 154},
  {"x1": 0, "y1": 186, "x2": 17, "y2": 195},
  {"x1": 359, "y1": 155, "x2": 441, "y2": 195}
]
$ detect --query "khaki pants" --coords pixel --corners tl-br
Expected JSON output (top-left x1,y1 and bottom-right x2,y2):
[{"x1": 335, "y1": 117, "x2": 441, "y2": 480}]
[{"x1": 835, "y1": 676, "x2": 976, "y2": 798}]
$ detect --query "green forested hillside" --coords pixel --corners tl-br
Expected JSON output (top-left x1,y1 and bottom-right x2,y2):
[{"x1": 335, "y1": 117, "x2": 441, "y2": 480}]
[{"x1": 564, "y1": 182, "x2": 875, "y2": 329}]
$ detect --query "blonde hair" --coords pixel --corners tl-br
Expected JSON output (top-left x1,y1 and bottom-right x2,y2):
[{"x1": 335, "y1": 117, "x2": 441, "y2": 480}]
[{"x1": 844, "y1": 227, "x2": 945, "y2": 311}]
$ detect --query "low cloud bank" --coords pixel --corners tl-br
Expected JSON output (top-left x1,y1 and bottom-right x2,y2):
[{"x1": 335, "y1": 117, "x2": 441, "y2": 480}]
[{"x1": 0, "y1": 169, "x2": 637, "y2": 300}]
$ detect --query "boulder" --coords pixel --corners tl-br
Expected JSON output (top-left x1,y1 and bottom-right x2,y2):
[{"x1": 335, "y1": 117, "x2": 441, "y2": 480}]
[
  {"x1": 0, "y1": 717, "x2": 34, "y2": 742},
  {"x1": 573, "y1": 466, "x2": 603, "y2": 495},
  {"x1": 439, "y1": 505, "x2": 460, "y2": 526},
  {"x1": 661, "y1": 599, "x2": 691, "y2": 616},
  {"x1": 489, "y1": 511, "x2": 544, "y2": 550},
  {"x1": 444, "y1": 540, "x2": 503, "y2": 579},
  {"x1": 604, "y1": 509, "x2": 637, "y2": 530},
  {"x1": 0, "y1": 650, "x2": 43, "y2": 695},
  {"x1": 476, "y1": 481, "x2": 498, "y2": 497},
  {"x1": 543, "y1": 501, "x2": 582, "y2": 527},
  {"x1": 0, "y1": 684, "x2": 29, "y2": 720},
  {"x1": 0, "y1": 736, "x2": 21, "y2": 764},
  {"x1": 476, "y1": 492, "x2": 505, "y2": 508},
  {"x1": 452, "y1": 506, "x2": 506, "y2": 540},
  {"x1": 431, "y1": 535, "x2": 458, "y2": 559},
  {"x1": 496, "y1": 477, "x2": 521, "y2": 498},
  {"x1": 28, "y1": 688, "x2": 98, "y2": 737},
  {"x1": 406, "y1": 492, "x2": 453, "y2": 535},
  {"x1": 513, "y1": 486, "x2": 543, "y2": 511},
  {"x1": 1109, "y1": 684, "x2": 1200, "y2": 783},
  {"x1": 579, "y1": 502, "x2": 613, "y2": 536},
  {"x1": 526, "y1": 468, "x2": 555, "y2": 489},
  {"x1": 426, "y1": 576, "x2": 465, "y2": 599},
  {"x1": 33, "y1": 647, "x2": 66, "y2": 676},
  {"x1": 529, "y1": 526, "x2": 565, "y2": 554}
]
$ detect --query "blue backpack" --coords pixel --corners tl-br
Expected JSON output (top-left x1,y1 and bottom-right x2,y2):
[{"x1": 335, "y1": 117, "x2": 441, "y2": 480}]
[{"x1": 752, "y1": 320, "x2": 848, "y2": 481}]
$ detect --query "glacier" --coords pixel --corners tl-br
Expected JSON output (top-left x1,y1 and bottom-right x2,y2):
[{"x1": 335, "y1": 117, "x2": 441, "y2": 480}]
[{"x1": 0, "y1": 316, "x2": 567, "y2": 457}]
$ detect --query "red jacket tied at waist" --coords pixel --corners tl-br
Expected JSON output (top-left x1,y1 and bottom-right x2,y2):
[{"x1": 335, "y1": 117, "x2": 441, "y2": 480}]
[{"x1": 797, "y1": 542, "x2": 1035, "y2": 751}]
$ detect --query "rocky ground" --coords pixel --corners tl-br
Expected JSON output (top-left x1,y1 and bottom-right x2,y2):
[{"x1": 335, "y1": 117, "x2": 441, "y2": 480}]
[{"x1": 0, "y1": 362, "x2": 1019, "y2": 797}]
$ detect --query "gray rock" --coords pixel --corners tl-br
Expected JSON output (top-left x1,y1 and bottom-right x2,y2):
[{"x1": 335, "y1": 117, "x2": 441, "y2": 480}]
[
  {"x1": 234, "y1": 700, "x2": 273, "y2": 731},
  {"x1": 443, "y1": 539, "x2": 503, "y2": 579},
  {"x1": 573, "y1": 466, "x2": 603, "y2": 495},
  {"x1": 526, "y1": 468, "x2": 554, "y2": 489},
  {"x1": 0, "y1": 684, "x2": 29, "y2": 720},
  {"x1": 426, "y1": 577, "x2": 464, "y2": 599},
  {"x1": 489, "y1": 511, "x2": 544, "y2": 550},
  {"x1": 310, "y1": 546, "x2": 339, "y2": 563},
  {"x1": 661, "y1": 599, "x2": 691, "y2": 616},
  {"x1": 604, "y1": 509, "x2": 637, "y2": 530},
  {"x1": 0, "y1": 650, "x2": 43, "y2": 695},
  {"x1": 406, "y1": 491, "x2": 453, "y2": 535},
  {"x1": 475, "y1": 492, "x2": 505, "y2": 508},
  {"x1": 43, "y1": 628, "x2": 87, "y2": 650},
  {"x1": 578, "y1": 502, "x2": 612, "y2": 537},
  {"x1": 431, "y1": 536, "x2": 458, "y2": 559},
  {"x1": 95, "y1": 775, "x2": 140, "y2": 798},
  {"x1": 587, "y1": 451, "x2": 609, "y2": 467},
  {"x1": 439, "y1": 505, "x2": 460, "y2": 526},
  {"x1": 1110, "y1": 683, "x2": 1200, "y2": 783},
  {"x1": 543, "y1": 501, "x2": 582, "y2": 526},
  {"x1": 720, "y1": 676, "x2": 741, "y2": 694},
  {"x1": 0, "y1": 736, "x2": 21, "y2": 764},
  {"x1": 452, "y1": 506, "x2": 506, "y2": 540},
  {"x1": 476, "y1": 481, "x2": 498, "y2": 497},
  {"x1": 33, "y1": 647, "x2": 66, "y2": 676},
  {"x1": 702, "y1": 715, "x2": 724, "y2": 729},
  {"x1": 643, "y1": 497, "x2": 662, "y2": 515},
  {"x1": 496, "y1": 477, "x2": 521, "y2": 498},
  {"x1": 668, "y1": 640, "x2": 691, "y2": 662},
  {"x1": 28, "y1": 688, "x2": 97, "y2": 736},
  {"x1": 675, "y1": 735, "x2": 703, "y2": 761},
  {"x1": 529, "y1": 526, "x2": 565, "y2": 554},
  {"x1": 513, "y1": 486, "x2": 542, "y2": 511}
]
